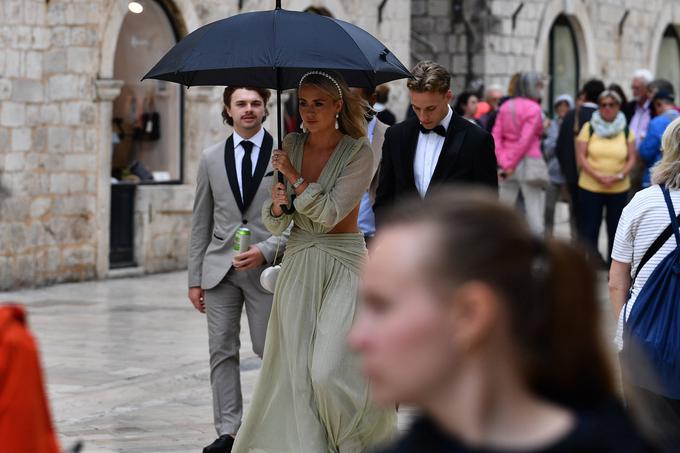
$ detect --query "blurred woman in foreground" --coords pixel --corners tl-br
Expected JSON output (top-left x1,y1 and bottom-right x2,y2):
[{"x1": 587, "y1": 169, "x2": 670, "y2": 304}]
[{"x1": 350, "y1": 189, "x2": 654, "y2": 452}]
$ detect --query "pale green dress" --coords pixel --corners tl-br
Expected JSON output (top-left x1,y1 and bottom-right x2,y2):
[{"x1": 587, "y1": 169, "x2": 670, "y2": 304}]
[{"x1": 232, "y1": 133, "x2": 397, "y2": 453}]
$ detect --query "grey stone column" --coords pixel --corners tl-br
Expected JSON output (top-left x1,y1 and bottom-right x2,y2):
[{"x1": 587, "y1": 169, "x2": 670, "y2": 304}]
[{"x1": 94, "y1": 79, "x2": 124, "y2": 279}]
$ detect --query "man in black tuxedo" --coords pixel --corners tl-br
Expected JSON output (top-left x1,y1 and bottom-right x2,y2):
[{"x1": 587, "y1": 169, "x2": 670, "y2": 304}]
[{"x1": 374, "y1": 60, "x2": 497, "y2": 224}]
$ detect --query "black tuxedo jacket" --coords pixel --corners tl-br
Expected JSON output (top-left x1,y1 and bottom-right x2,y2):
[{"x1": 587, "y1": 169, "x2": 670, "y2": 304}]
[{"x1": 374, "y1": 112, "x2": 498, "y2": 224}]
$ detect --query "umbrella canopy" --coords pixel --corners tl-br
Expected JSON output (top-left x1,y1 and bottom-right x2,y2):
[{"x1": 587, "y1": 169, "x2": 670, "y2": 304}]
[{"x1": 142, "y1": 8, "x2": 411, "y2": 90}]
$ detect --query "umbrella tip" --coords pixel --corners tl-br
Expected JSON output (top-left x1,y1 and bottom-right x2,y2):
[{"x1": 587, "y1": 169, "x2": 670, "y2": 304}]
[{"x1": 276, "y1": 0, "x2": 281, "y2": 8}]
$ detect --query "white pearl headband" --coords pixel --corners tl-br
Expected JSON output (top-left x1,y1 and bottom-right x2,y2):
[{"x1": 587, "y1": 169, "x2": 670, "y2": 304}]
[{"x1": 299, "y1": 71, "x2": 343, "y2": 99}]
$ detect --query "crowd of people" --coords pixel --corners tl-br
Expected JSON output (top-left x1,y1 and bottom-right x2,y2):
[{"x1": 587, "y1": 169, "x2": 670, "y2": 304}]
[{"x1": 188, "y1": 60, "x2": 680, "y2": 453}]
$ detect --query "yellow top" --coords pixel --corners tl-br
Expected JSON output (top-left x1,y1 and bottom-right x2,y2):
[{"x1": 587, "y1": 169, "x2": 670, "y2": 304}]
[{"x1": 577, "y1": 123, "x2": 634, "y2": 193}]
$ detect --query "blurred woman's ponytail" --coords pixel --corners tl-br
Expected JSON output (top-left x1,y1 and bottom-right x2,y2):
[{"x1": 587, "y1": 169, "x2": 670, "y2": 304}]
[
  {"x1": 382, "y1": 189, "x2": 614, "y2": 408},
  {"x1": 527, "y1": 239, "x2": 614, "y2": 407}
]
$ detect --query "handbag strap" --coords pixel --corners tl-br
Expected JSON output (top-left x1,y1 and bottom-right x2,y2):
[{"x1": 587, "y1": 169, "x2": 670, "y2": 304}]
[{"x1": 633, "y1": 185, "x2": 680, "y2": 284}]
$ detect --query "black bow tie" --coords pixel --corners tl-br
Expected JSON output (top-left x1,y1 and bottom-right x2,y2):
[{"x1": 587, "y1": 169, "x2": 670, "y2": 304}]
[{"x1": 419, "y1": 124, "x2": 446, "y2": 137}]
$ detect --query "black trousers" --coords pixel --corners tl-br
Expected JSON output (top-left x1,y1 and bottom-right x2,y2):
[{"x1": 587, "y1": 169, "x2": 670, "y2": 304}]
[{"x1": 577, "y1": 188, "x2": 628, "y2": 263}]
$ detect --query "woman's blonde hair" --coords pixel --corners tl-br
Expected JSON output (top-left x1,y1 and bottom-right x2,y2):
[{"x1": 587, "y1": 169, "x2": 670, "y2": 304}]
[
  {"x1": 651, "y1": 117, "x2": 680, "y2": 189},
  {"x1": 298, "y1": 71, "x2": 367, "y2": 139}
]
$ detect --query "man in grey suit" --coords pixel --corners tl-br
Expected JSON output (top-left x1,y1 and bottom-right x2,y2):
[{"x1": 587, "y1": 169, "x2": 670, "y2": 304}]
[
  {"x1": 188, "y1": 87, "x2": 284, "y2": 453},
  {"x1": 351, "y1": 86, "x2": 388, "y2": 242}
]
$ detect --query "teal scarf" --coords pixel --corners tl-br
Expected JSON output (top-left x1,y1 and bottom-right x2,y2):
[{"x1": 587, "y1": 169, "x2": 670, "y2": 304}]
[{"x1": 590, "y1": 111, "x2": 627, "y2": 138}]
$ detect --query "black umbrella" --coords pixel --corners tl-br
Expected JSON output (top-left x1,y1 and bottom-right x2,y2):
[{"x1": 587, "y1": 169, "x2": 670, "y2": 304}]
[{"x1": 143, "y1": 1, "x2": 411, "y2": 212}]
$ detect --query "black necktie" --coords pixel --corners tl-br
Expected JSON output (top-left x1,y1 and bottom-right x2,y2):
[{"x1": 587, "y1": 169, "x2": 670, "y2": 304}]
[
  {"x1": 240, "y1": 140, "x2": 254, "y2": 203},
  {"x1": 419, "y1": 124, "x2": 446, "y2": 137}
]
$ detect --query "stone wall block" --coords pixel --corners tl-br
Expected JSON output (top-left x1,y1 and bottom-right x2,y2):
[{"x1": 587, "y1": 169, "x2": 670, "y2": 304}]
[
  {"x1": 62, "y1": 102, "x2": 81, "y2": 125},
  {"x1": 11, "y1": 128, "x2": 31, "y2": 152},
  {"x1": 24, "y1": 2, "x2": 47, "y2": 25},
  {"x1": 30, "y1": 196, "x2": 52, "y2": 218},
  {"x1": 2, "y1": 152, "x2": 25, "y2": 173},
  {"x1": 11, "y1": 79, "x2": 43, "y2": 102},
  {"x1": 25, "y1": 51, "x2": 43, "y2": 79},
  {"x1": 12, "y1": 254, "x2": 36, "y2": 286},
  {"x1": 44, "y1": 49, "x2": 67, "y2": 73},
  {"x1": 51, "y1": 26, "x2": 69, "y2": 47},
  {"x1": 0, "y1": 78, "x2": 11, "y2": 100},
  {"x1": 0, "y1": 102, "x2": 26, "y2": 127},
  {"x1": 4, "y1": 50, "x2": 22, "y2": 78},
  {"x1": 63, "y1": 153, "x2": 96, "y2": 172},
  {"x1": 67, "y1": 47, "x2": 96, "y2": 73},
  {"x1": 50, "y1": 173, "x2": 84, "y2": 194},
  {"x1": 0, "y1": 257, "x2": 12, "y2": 290},
  {"x1": 48, "y1": 74, "x2": 80, "y2": 101},
  {"x1": 46, "y1": 3, "x2": 66, "y2": 26},
  {"x1": 427, "y1": 0, "x2": 449, "y2": 17},
  {"x1": 47, "y1": 127, "x2": 72, "y2": 153},
  {"x1": 32, "y1": 27, "x2": 51, "y2": 49},
  {"x1": 3, "y1": 1, "x2": 23, "y2": 25},
  {"x1": 412, "y1": 0, "x2": 427, "y2": 16},
  {"x1": 35, "y1": 247, "x2": 61, "y2": 274},
  {"x1": 412, "y1": 17, "x2": 435, "y2": 33},
  {"x1": 62, "y1": 245, "x2": 95, "y2": 268},
  {"x1": 70, "y1": 27, "x2": 98, "y2": 46},
  {"x1": 41, "y1": 105, "x2": 60, "y2": 124}
]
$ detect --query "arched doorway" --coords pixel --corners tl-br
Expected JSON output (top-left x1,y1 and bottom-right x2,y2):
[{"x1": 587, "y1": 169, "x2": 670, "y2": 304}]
[
  {"x1": 548, "y1": 15, "x2": 579, "y2": 115},
  {"x1": 109, "y1": 0, "x2": 184, "y2": 268},
  {"x1": 656, "y1": 25, "x2": 680, "y2": 95}
]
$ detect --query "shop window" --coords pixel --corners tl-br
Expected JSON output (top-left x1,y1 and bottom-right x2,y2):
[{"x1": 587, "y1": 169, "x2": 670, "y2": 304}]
[
  {"x1": 548, "y1": 15, "x2": 579, "y2": 116},
  {"x1": 656, "y1": 26, "x2": 680, "y2": 98},
  {"x1": 112, "y1": 0, "x2": 183, "y2": 184}
]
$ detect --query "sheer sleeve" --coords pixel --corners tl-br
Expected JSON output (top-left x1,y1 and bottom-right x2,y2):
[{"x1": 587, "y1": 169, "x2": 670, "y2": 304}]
[{"x1": 293, "y1": 140, "x2": 374, "y2": 229}]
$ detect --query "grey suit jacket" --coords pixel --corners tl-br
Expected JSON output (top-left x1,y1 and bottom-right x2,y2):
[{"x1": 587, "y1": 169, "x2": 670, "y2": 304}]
[
  {"x1": 188, "y1": 130, "x2": 285, "y2": 290},
  {"x1": 368, "y1": 119, "x2": 388, "y2": 204}
]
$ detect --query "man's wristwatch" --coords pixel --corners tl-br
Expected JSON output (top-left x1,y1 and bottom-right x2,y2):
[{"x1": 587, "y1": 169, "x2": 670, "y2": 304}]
[{"x1": 292, "y1": 176, "x2": 305, "y2": 189}]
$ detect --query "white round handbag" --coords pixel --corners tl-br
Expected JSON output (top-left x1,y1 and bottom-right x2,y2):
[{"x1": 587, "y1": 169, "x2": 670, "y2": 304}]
[
  {"x1": 259, "y1": 265, "x2": 280, "y2": 293},
  {"x1": 259, "y1": 235, "x2": 282, "y2": 294}
]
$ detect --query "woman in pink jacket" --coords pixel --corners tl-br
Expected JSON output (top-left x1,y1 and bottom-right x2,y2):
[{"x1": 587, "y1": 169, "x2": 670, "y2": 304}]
[{"x1": 492, "y1": 72, "x2": 547, "y2": 234}]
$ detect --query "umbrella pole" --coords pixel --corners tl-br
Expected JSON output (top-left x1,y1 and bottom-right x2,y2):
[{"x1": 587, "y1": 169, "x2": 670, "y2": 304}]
[{"x1": 276, "y1": 68, "x2": 296, "y2": 214}]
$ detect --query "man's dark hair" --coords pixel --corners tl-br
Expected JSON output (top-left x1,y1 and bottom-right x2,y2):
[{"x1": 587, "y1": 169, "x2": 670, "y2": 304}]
[
  {"x1": 222, "y1": 87, "x2": 271, "y2": 126},
  {"x1": 581, "y1": 79, "x2": 605, "y2": 104},
  {"x1": 649, "y1": 78, "x2": 675, "y2": 96}
]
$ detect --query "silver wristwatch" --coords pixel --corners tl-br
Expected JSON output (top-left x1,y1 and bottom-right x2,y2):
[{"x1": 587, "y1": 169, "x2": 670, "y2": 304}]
[{"x1": 292, "y1": 176, "x2": 305, "y2": 189}]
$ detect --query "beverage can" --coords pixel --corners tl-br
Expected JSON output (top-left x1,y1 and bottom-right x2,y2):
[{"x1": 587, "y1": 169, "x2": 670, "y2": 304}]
[{"x1": 234, "y1": 227, "x2": 251, "y2": 253}]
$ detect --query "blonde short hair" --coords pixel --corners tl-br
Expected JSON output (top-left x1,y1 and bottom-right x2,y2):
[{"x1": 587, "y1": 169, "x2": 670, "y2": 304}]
[
  {"x1": 651, "y1": 117, "x2": 680, "y2": 190},
  {"x1": 407, "y1": 60, "x2": 450, "y2": 94}
]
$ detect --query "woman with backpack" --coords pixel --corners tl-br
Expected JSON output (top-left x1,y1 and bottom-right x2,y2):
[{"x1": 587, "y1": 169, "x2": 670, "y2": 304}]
[
  {"x1": 493, "y1": 72, "x2": 548, "y2": 235},
  {"x1": 609, "y1": 117, "x2": 680, "y2": 452},
  {"x1": 576, "y1": 89, "x2": 636, "y2": 266}
]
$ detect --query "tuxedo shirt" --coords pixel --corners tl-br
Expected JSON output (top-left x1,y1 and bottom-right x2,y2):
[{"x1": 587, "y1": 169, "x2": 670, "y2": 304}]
[
  {"x1": 414, "y1": 106, "x2": 453, "y2": 197},
  {"x1": 233, "y1": 128, "x2": 265, "y2": 199}
]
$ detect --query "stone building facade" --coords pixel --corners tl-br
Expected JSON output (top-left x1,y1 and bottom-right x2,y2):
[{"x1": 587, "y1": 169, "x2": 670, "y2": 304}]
[
  {"x1": 0, "y1": 0, "x2": 411, "y2": 290},
  {"x1": 412, "y1": 0, "x2": 680, "y2": 107},
  {"x1": 2, "y1": 0, "x2": 680, "y2": 290}
]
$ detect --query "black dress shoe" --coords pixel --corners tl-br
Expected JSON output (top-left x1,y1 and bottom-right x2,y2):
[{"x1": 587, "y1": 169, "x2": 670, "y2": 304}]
[{"x1": 203, "y1": 435, "x2": 234, "y2": 453}]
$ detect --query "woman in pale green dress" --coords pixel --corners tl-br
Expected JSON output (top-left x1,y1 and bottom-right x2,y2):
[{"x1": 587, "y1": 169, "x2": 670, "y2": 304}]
[{"x1": 232, "y1": 72, "x2": 397, "y2": 452}]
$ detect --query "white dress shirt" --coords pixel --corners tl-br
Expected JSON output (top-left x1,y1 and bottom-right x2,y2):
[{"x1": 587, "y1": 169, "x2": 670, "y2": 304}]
[
  {"x1": 414, "y1": 106, "x2": 453, "y2": 197},
  {"x1": 233, "y1": 128, "x2": 265, "y2": 199}
]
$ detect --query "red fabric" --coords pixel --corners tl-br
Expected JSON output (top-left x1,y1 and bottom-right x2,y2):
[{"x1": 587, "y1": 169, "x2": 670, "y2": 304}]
[
  {"x1": 475, "y1": 101, "x2": 490, "y2": 119},
  {"x1": 0, "y1": 304, "x2": 60, "y2": 453}
]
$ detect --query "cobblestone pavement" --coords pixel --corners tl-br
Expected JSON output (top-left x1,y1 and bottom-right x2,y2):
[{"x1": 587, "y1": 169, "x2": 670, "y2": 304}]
[{"x1": 0, "y1": 204, "x2": 615, "y2": 453}]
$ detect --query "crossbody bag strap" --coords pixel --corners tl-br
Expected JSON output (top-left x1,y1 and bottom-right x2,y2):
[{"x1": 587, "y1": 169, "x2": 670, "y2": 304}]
[{"x1": 632, "y1": 185, "x2": 680, "y2": 284}]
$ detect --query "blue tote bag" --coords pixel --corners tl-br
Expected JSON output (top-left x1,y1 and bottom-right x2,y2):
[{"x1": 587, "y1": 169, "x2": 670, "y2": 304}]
[{"x1": 622, "y1": 185, "x2": 680, "y2": 398}]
